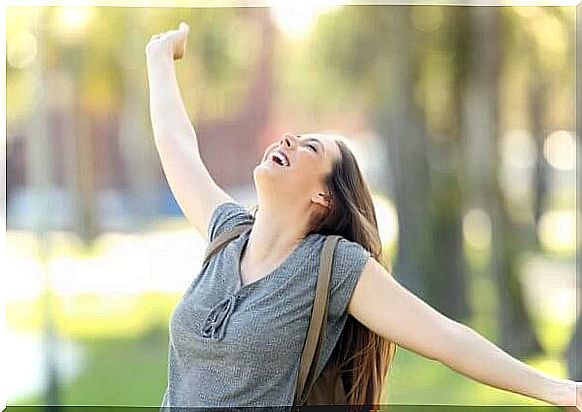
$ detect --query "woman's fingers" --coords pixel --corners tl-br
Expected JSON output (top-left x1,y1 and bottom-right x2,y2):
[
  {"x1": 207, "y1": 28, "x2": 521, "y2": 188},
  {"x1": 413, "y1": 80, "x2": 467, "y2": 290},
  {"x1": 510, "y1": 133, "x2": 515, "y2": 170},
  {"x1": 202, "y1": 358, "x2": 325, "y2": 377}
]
[
  {"x1": 151, "y1": 22, "x2": 188, "y2": 42},
  {"x1": 165, "y1": 22, "x2": 189, "y2": 40},
  {"x1": 146, "y1": 22, "x2": 189, "y2": 59}
]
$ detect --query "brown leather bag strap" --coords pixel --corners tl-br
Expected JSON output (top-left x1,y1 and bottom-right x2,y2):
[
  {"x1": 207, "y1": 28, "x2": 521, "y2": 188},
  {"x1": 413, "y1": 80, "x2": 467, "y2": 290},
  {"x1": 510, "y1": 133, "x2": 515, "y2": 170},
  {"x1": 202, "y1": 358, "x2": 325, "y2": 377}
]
[
  {"x1": 294, "y1": 235, "x2": 341, "y2": 406},
  {"x1": 300, "y1": 277, "x2": 333, "y2": 404},
  {"x1": 202, "y1": 223, "x2": 253, "y2": 266}
]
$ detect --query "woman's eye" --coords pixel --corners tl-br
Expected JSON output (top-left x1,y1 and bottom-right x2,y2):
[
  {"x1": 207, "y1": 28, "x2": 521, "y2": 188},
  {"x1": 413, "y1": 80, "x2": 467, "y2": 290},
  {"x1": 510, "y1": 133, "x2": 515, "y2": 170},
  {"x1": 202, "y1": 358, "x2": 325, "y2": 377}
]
[{"x1": 307, "y1": 144, "x2": 317, "y2": 152}]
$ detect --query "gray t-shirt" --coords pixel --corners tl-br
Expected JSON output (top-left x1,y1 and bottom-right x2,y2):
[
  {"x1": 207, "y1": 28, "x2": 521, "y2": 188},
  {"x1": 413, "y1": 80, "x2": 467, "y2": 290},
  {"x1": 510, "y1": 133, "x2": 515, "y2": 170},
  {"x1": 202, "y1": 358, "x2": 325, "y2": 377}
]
[{"x1": 160, "y1": 200, "x2": 371, "y2": 408}]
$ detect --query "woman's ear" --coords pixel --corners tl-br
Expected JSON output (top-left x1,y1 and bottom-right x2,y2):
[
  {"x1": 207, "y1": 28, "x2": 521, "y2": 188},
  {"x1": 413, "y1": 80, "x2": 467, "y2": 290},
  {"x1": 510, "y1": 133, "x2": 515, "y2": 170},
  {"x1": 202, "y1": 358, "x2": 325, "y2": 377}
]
[{"x1": 311, "y1": 192, "x2": 331, "y2": 208}]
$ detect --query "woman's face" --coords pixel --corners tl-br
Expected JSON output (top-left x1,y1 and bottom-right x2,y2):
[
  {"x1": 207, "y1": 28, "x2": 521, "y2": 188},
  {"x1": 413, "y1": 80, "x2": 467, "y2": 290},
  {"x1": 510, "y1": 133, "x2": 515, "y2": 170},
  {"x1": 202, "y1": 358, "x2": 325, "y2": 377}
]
[{"x1": 254, "y1": 132, "x2": 341, "y2": 206}]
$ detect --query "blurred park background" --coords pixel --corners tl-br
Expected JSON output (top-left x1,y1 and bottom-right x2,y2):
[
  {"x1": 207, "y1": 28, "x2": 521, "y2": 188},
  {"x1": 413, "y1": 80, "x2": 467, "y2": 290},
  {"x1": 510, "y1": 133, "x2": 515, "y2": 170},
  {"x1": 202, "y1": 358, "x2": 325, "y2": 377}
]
[{"x1": 4, "y1": 3, "x2": 578, "y2": 408}]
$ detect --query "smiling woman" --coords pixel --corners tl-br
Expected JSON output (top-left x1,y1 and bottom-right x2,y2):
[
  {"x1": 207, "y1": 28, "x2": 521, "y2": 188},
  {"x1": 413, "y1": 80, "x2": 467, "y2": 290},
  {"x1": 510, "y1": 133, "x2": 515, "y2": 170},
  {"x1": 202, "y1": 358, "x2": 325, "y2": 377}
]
[{"x1": 146, "y1": 21, "x2": 581, "y2": 411}]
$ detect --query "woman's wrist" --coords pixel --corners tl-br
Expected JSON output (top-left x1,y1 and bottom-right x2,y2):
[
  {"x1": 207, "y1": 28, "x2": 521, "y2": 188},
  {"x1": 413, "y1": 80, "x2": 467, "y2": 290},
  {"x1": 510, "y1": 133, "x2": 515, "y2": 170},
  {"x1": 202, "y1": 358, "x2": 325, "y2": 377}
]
[
  {"x1": 547, "y1": 377, "x2": 576, "y2": 407},
  {"x1": 146, "y1": 42, "x2": 173, "y2": 65}
]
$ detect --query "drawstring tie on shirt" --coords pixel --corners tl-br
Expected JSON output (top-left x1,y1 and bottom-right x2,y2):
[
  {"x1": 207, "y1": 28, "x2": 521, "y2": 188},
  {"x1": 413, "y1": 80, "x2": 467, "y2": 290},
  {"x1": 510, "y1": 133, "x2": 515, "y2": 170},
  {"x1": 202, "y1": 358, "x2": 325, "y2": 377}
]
[{"x1": 201, "y1": 293, "x2": 237, "y2": 340}]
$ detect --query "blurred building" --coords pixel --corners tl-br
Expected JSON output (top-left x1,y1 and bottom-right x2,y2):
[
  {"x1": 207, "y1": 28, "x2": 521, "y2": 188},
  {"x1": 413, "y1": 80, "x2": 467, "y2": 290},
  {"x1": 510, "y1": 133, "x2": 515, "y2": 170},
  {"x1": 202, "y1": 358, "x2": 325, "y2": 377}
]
[{"x1": 6, "y1": 8, "x2": 277, "y2": 234}]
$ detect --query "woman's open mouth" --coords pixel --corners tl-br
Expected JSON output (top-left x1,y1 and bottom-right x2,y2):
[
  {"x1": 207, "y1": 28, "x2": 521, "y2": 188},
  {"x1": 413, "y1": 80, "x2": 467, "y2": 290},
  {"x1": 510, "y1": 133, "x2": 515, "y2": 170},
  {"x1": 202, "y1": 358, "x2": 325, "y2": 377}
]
[{"x1": 267, "y1": 150, "x2": 290, "y2": 167}]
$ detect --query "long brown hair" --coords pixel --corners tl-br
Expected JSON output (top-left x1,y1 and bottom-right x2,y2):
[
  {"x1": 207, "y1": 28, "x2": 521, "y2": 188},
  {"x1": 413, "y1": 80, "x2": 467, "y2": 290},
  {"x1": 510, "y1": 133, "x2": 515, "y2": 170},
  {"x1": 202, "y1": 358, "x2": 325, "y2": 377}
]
[
  {"x1": 251, "y1": 136, "x2": 397, "y2": 407},
  {"x1": 315, "y1": 137, "x2": 397, "y2": 407}
]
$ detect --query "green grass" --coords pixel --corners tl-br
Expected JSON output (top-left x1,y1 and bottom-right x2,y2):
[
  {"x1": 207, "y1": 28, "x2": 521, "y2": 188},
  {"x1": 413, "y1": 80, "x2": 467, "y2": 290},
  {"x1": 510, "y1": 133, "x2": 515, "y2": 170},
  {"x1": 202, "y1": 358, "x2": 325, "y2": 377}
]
[
  {"x1": 11, "y1": 327, "x2": 169, "y2": 407},
  {"x1": 10, "y1": 267, "x2": 571, "y2": 407},
  {"x1": 384, "y1": 347, "x2": 556, "y2": 406},
  {"x1": 7, "y1": 226, "x2": 574, "y2": 408},
  {"x1": 380, "y1": 249, "x2": 572, "y2": 407},
  {"x1": 11, "y1": 319, "x2": 569, "y2": 407}
]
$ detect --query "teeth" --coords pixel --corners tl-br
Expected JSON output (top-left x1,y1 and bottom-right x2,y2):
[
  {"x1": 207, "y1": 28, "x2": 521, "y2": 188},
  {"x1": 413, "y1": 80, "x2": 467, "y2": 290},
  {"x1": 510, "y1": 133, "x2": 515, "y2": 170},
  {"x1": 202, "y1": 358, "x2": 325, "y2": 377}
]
[{"x1": 272, "y1": 151, "x2": 289, "y2": 167}]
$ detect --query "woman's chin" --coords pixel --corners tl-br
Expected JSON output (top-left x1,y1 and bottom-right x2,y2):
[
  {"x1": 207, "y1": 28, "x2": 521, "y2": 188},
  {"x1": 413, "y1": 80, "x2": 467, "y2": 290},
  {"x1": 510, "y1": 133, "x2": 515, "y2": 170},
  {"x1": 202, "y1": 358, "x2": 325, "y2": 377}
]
[
  {"x1": 253, "y1": 162, "x2": 288, "y2": 188},
  {"x1": 254, "y1": 160, "x2": 286, "y2": 175}
]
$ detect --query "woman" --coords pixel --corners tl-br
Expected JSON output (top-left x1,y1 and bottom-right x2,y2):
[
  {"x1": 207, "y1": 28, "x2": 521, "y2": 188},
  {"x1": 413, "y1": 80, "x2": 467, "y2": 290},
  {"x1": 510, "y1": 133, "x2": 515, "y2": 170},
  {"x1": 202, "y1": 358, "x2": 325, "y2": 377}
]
[{"x1": 145, "y1": 22, "x2": 580, "y2": 410}]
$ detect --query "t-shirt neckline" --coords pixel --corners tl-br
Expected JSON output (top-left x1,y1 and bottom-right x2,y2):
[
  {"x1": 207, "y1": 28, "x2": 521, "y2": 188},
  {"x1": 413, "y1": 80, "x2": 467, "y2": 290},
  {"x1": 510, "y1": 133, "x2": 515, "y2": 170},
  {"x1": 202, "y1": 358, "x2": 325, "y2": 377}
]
[{"x1": 233, "y1": 226, "x2": 311, "y2": 297}]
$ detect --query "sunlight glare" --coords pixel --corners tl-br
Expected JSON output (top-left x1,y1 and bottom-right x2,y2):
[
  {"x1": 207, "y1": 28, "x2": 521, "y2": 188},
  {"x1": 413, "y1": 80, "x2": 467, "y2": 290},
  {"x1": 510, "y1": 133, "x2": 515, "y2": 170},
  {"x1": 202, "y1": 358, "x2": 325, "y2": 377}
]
[
  {"x1": 537, "y1": 210, "x2": 577, "y2": 254},
  {"x1": 463, "y1": 208, "x2": 492, "y2": 251},
  {"x1": 372, "y1": 195, "x2": 399, "y2": 248},
  {"x1": 543, "y1": 130, "x2": 575, "y2": 171},
  {"x1": 269, "y1": 0, "x2": 341, "y2": 40},
  {"x1": 54, "y1": 6, "x2": 94, "y2": 43}
]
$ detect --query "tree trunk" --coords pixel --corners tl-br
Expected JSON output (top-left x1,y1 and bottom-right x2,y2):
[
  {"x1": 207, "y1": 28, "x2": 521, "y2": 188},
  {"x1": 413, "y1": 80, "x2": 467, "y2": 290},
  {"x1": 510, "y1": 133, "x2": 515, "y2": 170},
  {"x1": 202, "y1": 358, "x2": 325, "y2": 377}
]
[
  {"x1": 461, "y1": 6, "x2": 542, "y2": 357},
  {"x1": 529, "y1": 77, "x2": 550, "y2": 238},
  {"x1": 374, "y1": 7, "x2": 471, "y2": 323},
  {"x1": 376, "y1": 6, "x2": 433, "y2": 300},
  {"x1": 426, "y1": 147, "x2": 472, "y2": 322}
]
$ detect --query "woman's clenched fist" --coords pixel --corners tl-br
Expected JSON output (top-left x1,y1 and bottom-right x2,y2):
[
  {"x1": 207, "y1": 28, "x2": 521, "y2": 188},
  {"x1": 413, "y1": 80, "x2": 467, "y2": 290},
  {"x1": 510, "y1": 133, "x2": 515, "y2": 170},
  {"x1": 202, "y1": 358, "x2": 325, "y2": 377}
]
[{"x1": 146, "y1": 22, "x2": 189, "y2": 61}]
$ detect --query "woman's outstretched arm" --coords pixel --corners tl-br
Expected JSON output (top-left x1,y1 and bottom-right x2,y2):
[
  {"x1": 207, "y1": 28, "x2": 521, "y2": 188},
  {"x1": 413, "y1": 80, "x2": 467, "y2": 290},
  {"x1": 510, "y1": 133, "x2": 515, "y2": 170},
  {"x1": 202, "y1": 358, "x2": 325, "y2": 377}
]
[
  {"x1": 347, "y1": 257, "x2": 579, "y2": 409},
  {"x1": 145, "y1": 22, "x2": 233, "y2": 239}
]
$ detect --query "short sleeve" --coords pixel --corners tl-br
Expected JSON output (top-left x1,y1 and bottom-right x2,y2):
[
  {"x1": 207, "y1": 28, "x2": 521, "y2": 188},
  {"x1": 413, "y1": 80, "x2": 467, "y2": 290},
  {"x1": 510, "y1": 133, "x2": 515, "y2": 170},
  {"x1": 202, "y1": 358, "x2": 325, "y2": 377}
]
[
  {"x1": 207, "y1": 201, "x2": 255, "y2": 243},
  {"x1": 328, "y1": 238, "x2": 372, "y2": 320}
]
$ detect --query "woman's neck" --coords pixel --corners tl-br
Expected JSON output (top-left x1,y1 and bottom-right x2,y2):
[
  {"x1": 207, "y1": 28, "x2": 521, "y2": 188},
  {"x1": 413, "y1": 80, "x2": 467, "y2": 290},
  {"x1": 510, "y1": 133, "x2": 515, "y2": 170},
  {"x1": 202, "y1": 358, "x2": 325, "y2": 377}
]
[{"x1": 245, "y1": 202, "x2": 308, "y2": 265}]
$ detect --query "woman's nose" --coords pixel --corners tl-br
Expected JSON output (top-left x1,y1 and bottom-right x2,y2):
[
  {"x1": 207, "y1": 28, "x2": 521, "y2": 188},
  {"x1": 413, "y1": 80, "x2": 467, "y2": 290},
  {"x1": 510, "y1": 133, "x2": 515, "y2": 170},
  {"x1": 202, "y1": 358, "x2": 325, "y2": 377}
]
[{"x1": 280, "y1": 132, "x2": 297, "y2": 148}]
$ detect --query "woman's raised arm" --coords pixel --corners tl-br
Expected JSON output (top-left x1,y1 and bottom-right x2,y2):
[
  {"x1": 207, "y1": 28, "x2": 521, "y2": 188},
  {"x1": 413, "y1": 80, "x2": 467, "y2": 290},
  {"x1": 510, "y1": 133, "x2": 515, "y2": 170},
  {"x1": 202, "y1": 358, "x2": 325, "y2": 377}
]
[
  {"x1": 347, "y1": 258, "x2": 580, "y2": 409},
  {"x1": 145, "y1": 22, "x2": 233, "y2": 240}
]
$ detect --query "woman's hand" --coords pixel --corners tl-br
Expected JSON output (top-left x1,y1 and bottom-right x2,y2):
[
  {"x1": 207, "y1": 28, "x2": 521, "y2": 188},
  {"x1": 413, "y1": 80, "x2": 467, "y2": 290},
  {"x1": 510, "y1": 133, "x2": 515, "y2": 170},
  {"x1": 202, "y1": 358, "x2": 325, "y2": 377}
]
[
  {"x1": 556, "y1": 380, "x2": 581, "y2": 411},
  {"x1": 145, "y1": 21, "x2": 190, "y2": 61}
]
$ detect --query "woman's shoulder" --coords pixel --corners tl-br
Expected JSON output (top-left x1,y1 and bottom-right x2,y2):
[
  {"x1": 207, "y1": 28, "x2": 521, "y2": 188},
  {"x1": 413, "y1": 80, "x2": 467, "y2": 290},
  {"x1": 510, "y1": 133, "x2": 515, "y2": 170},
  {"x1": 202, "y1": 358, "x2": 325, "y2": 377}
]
[
  {"x1": 309, "y1": 234, "x2": 371, "y2": 281},
  {"x1": 311, "y1": 233, "x2": 371, "y2": 258},
  {"x1": 313, "y1": 234, "x2": 372, "y2": 316},
  {"x1": 207, "y1": 200, "x2": 255, "y2": 243}
]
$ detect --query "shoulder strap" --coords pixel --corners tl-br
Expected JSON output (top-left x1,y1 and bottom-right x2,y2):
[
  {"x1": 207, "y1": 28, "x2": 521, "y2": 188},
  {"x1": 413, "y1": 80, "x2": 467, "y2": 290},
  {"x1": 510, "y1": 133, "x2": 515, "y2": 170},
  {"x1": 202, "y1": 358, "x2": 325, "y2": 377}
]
[
  {"x1": 202, "y1": 223, "x2": 253, "y2": 266},
  {"x1": 294, "y1": 235, "x2": 341, "y2": 406}
]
